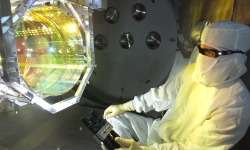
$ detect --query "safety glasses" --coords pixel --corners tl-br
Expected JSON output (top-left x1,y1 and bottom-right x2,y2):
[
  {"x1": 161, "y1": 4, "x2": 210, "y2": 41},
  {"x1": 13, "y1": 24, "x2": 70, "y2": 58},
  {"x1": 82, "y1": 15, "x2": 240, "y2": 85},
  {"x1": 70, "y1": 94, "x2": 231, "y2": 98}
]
[{"x1": 198, "y1": 45, "x2": 244, "y2": 57}]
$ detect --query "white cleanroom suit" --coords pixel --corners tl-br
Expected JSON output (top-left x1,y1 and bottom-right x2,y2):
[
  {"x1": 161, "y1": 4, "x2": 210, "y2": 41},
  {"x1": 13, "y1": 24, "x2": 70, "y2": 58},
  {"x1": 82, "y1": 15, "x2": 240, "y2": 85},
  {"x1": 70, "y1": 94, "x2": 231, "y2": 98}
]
[{"x1": 103, "y1": 21, "x2": 250, "y2": 150}]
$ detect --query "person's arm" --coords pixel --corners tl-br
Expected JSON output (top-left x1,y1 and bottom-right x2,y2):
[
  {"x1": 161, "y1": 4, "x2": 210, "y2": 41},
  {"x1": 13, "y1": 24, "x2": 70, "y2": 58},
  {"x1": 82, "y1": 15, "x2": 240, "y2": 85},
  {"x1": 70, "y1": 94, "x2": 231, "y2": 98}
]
[
  {"x1": 133, "y1": 70, "x2": 184, "y2": 113},
  {"x1": 113, "y1": 104, "x2": 250, "y2": 150},
  {"x1": 103, "y1": 101, "x2": 135, "y2": 119},
  {"x1": 149, "y1": 106, "x2": 250, "y2": 150},
  {"x1": 103, "y1": 68, "x2": 185, "y2": 119}
]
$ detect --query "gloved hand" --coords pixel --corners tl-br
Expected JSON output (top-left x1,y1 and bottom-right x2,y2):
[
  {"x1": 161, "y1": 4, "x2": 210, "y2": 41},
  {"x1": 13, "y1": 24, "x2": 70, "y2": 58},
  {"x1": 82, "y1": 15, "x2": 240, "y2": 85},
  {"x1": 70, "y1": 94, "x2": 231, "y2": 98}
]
[
  {"x1": 103, "y1": 101, "x2": 135, "y2": 120},
  {"x1": 115, "y1": 137, "x2": 151, "y2": 150}
]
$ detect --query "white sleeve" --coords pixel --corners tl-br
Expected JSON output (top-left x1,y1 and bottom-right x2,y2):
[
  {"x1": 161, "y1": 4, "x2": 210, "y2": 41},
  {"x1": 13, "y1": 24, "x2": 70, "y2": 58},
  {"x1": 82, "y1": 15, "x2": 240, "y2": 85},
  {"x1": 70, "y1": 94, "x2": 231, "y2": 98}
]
[{"x1": 132, "y1": 71, "x2": 183, "y2": 113}]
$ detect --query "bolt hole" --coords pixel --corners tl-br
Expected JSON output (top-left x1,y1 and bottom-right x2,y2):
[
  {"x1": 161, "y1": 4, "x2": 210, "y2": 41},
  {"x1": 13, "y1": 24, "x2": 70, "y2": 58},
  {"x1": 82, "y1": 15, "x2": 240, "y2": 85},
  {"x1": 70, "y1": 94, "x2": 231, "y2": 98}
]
[
  {"x1": 93, "y1": 71, "x2": 96, "y2": 75},
  {"x1": 170, "y1": 38, "x2": 175, "y2": 42},
  {"x1": 119, "y1": 97, "x2": 123, "y2": 101},
  {"x1": 151, "y1": 0, "x2": 155, "y2": 3},
  {"x1": 121, "y1": 87, "x2": 124, "y2": 92},
  {"x1": 146, "y1": 80, "x2": 150, "y2": 84}
]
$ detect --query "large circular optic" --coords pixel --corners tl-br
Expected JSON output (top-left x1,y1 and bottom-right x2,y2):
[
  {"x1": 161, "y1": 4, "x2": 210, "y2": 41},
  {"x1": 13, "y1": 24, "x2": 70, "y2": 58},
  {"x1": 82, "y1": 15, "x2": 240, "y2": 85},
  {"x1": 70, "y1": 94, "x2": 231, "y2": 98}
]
[
  {"x1": 132, "y1": 3, "x2": 146, "y2": 21},
  {"x1": 94, "y1": 34, "x2": 108, "y2": 50},
  {"x1": 119, "y1": 32, "x2": 134, "y2": 50},
  {"x1": 146, "y1": 31, "x2": 161, "y2": 49},
  {"x1": 15, "y1": 6, "x2": 86, "y2": 96},
  {"x1": 104, "y1": 7, "x2": 119, "y2": 24}
]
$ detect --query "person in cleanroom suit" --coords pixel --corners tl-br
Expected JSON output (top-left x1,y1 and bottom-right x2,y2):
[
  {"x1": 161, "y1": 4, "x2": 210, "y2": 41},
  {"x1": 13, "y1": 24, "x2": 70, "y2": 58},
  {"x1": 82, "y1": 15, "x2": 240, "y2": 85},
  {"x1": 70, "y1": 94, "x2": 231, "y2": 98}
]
[{"x1": 102, "y1": 21, "x2": 250, "y2": 150}]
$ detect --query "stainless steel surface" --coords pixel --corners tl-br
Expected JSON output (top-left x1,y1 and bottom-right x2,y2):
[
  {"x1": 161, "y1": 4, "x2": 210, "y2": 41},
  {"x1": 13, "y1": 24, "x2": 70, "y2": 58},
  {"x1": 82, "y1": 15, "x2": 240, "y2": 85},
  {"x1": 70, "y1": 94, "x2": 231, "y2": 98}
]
[
  {"x1": 85, "y1": 0, "x2": 177, "y2": 104},
  {"x1": 96, "y1": 122, "x2": 113, "y2": 141}
]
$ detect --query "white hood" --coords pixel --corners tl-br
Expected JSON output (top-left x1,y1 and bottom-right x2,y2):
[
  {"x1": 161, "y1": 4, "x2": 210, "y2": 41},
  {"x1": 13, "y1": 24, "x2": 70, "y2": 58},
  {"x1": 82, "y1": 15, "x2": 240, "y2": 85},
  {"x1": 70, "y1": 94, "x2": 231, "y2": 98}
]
[{"x1": 193, "y1": 21, "x2": 250, "y2": 86}]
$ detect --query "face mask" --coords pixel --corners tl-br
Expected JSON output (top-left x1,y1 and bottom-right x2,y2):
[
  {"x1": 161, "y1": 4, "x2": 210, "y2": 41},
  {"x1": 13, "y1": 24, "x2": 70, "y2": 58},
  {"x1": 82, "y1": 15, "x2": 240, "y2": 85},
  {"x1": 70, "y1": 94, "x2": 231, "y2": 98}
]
[
  {"x1": 192, "y1": 54, "x2": 235, "y2": 86},
  {"x1": 194, "y1": 54, "x2": 218, "y2": 74}
]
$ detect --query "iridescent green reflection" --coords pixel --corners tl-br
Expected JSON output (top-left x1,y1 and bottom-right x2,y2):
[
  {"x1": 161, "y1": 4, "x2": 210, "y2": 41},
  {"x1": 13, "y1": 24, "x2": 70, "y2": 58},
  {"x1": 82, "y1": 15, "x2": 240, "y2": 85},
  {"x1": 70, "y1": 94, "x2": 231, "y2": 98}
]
[{"x1": 15, "y1": 6, "x2": 86, "y2": 96}]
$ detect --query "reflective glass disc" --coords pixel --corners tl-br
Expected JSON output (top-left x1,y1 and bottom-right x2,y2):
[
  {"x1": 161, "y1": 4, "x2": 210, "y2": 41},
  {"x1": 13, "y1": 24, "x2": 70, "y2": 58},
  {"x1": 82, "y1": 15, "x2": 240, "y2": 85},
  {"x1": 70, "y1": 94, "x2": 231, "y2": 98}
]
[{"x1": 15, "y1": 6, "x2": 86, "y2": 96}]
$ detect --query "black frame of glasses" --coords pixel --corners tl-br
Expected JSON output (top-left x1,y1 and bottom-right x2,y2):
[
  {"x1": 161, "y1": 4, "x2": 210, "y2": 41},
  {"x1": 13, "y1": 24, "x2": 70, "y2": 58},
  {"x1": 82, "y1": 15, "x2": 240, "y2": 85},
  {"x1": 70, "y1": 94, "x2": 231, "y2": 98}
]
[{"x1": 197, "y1": 45, "x2": 245, "y2": 57}]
